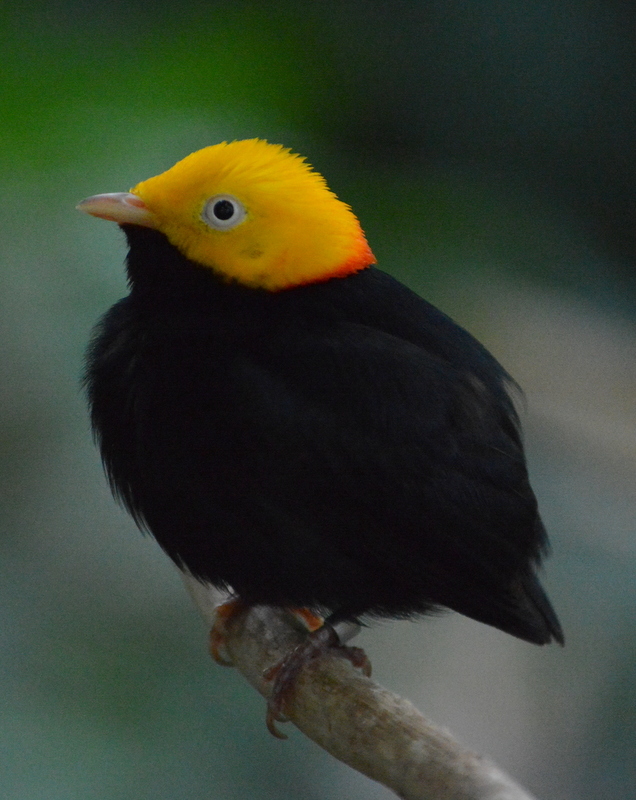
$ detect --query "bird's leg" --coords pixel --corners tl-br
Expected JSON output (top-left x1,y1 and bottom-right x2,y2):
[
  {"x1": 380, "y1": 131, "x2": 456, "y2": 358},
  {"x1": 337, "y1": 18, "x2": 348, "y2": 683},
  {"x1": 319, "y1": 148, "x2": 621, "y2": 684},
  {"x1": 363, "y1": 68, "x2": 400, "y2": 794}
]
[
  {"x1": 210, "y1": 602, "x2": 323, "y2": 666},
  {"x1": 263, "y1": 616, "x2": 372, "y2": 738},
  {"x1": 288, "y1": 607, "x2": 324, "y2": 632},
  {"x1": 209, "y1": 597, "x2": 250, "y2": 666}
]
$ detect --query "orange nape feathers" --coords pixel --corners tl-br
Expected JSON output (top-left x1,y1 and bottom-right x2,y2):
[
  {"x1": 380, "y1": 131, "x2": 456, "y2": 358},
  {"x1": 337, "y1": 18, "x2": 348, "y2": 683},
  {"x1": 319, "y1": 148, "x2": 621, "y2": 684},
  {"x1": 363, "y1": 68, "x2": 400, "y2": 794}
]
[{"x1": 128, "y1": 139, "x2": 376, "y2": 291}]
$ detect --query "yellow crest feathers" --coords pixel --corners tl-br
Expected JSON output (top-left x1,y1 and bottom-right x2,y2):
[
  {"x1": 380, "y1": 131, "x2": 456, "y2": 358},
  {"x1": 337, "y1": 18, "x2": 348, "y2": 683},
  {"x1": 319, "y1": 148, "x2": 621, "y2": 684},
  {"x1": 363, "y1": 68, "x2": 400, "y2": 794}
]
[{"x1": 129, "y1": 139, "x2": 375, "y2": 290}]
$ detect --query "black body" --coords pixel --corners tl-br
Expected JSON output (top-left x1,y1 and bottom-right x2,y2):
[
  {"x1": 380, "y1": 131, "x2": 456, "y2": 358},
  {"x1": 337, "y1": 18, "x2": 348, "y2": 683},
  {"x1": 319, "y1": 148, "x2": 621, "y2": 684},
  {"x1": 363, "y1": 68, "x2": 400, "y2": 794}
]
[{"x1": 86, "y1": 226, "x2": 563, "y2": 645}]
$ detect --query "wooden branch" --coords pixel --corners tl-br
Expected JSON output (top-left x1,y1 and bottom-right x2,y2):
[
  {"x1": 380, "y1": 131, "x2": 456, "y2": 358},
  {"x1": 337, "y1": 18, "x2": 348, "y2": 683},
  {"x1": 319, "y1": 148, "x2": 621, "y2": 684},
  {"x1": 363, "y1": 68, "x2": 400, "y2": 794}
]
[{"x1": 180, "y1": 573, "x2": 540, "y2": 800}]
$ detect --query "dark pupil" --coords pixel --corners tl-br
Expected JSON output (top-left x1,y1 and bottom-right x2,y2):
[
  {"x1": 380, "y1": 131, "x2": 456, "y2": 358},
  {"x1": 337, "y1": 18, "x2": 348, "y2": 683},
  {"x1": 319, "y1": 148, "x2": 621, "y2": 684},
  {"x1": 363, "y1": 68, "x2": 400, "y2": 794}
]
[{"x1": 213, "y1": 199, "x2": 235, "y2": 221}]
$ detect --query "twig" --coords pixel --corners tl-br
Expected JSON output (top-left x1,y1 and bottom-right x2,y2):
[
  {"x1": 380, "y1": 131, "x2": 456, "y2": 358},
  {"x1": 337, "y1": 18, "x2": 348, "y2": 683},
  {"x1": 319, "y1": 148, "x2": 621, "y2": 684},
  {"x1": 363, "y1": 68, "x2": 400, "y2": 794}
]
[{"x1": 180, "y1": 572, "x2": 539, "y2": 800}]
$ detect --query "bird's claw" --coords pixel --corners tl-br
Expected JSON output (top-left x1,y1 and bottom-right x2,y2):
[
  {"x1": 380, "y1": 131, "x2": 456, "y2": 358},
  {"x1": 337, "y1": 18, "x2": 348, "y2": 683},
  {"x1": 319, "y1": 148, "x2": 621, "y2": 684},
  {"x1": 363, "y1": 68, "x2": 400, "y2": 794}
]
[{"x1": 263, "y1": 623, "x2": 371, "y2": 738}]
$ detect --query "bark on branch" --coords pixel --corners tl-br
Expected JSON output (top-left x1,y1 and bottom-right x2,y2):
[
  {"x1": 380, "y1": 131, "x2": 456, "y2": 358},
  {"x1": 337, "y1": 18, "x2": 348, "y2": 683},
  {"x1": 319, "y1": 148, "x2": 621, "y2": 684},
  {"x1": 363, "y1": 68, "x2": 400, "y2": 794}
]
[{"x1": 180, "y1": 573, "x2": 539, "y2": 800}]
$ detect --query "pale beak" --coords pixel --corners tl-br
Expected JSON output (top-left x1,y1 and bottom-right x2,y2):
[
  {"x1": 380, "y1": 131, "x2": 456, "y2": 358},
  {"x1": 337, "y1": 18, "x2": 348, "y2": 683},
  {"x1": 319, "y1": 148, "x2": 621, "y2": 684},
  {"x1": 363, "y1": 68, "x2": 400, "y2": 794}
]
[{"x1": 76, "y1": 192, "x2": 157, "y2": 228}]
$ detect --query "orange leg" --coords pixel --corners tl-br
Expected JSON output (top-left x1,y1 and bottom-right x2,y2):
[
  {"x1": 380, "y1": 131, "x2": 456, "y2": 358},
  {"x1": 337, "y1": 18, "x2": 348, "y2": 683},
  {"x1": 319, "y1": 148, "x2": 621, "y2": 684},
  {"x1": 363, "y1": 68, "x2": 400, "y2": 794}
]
[
  {"x1": 289, "y1": 607, "x2": 324, "y2": 632},
  {"x1": 209, "y1": 603, "x2": 322, "y2": 666},
  {"x1": 209, "y1": 601, "x2": 371, "y2": 738}
]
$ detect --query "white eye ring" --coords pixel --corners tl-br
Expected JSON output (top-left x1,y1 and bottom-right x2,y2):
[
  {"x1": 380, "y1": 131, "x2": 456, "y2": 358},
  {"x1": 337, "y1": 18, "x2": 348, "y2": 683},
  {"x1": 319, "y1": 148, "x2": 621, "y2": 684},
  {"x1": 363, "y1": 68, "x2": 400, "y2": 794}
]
[{"x1": 202, "y1": 194, "x2": 246, "y2": 230}]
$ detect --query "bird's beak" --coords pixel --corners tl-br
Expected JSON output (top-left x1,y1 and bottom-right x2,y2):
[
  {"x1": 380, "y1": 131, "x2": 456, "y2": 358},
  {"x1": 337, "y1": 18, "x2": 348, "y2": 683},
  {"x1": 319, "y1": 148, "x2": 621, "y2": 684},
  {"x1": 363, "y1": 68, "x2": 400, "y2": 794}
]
[{"x1": 76, "y1": 192, "x2": 157, "y2": 228}]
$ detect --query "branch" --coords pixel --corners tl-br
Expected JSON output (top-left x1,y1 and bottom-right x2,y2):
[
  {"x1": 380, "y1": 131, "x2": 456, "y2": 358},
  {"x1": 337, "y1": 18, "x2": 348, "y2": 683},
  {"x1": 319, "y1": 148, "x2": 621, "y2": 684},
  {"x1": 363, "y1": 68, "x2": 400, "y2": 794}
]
[{"x1": 180, "y1": 573, "x2": 539, "y2": 800}]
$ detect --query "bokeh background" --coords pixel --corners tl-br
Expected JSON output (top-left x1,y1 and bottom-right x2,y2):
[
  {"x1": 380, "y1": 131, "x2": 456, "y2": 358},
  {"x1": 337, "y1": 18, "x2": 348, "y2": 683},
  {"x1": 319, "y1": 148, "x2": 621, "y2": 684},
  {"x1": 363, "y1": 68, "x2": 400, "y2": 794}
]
[{"x1": 2, "y1": 1, "x2": 635, "y2": 798}]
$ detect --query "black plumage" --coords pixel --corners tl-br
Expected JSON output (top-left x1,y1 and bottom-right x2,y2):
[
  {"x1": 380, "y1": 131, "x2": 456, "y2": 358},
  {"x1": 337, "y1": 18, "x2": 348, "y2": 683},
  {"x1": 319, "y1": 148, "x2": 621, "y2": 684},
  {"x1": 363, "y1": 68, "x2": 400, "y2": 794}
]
[{"x1": 86, "y1": 225, "x2": 563, "y2": 646}]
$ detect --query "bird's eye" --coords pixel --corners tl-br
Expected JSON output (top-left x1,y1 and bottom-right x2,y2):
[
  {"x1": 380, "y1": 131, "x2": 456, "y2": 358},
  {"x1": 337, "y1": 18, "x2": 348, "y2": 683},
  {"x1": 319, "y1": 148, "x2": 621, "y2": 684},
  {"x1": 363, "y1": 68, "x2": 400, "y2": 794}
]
[{"x1": 202, "y1": 195, "x2": 246, "y2": 230}]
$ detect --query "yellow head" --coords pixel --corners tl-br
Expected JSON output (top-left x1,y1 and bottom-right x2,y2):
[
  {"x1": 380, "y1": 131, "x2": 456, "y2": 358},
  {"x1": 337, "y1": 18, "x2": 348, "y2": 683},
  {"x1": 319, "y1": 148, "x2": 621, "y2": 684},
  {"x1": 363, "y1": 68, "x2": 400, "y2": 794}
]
[{"x1": 77, "y1": 139, "x2": 376, "y2": 291}]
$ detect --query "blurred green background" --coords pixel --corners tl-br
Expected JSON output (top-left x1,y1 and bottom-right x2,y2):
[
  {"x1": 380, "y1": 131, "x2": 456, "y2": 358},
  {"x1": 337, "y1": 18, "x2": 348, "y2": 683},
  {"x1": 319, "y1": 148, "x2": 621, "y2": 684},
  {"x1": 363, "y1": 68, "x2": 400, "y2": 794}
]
[{"x1": 2, "y1": 1, "x2": 635, "y2": 798}]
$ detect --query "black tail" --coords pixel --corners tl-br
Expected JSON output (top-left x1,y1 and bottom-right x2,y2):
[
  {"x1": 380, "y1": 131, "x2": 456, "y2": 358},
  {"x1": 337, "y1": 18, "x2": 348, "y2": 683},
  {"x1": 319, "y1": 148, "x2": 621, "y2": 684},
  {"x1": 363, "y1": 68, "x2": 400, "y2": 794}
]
[
  {"x1": 462, "y1": 572, "x2": 564, "y2": 645},
  {"x1": 517, "y1": 572, "x2": 564, "y2": 645}
]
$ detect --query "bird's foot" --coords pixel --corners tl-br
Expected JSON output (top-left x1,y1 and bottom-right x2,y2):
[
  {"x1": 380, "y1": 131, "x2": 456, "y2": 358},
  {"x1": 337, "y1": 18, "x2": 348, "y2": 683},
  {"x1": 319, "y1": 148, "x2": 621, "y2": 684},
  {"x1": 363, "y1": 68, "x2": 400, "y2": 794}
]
[
  {"x1": 209, "y1": 597, "x2": 249, "y2": 666},
  {"x1": 263, "y1": 623, "x2": 372, "y2": 739}
]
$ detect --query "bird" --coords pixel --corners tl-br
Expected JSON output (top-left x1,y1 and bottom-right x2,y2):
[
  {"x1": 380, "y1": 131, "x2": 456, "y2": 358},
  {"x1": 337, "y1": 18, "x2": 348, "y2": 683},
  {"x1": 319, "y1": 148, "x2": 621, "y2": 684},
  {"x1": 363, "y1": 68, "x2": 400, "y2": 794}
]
[{"x1": 78, "y1": 138, "x2": 563, "y2": 733}]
